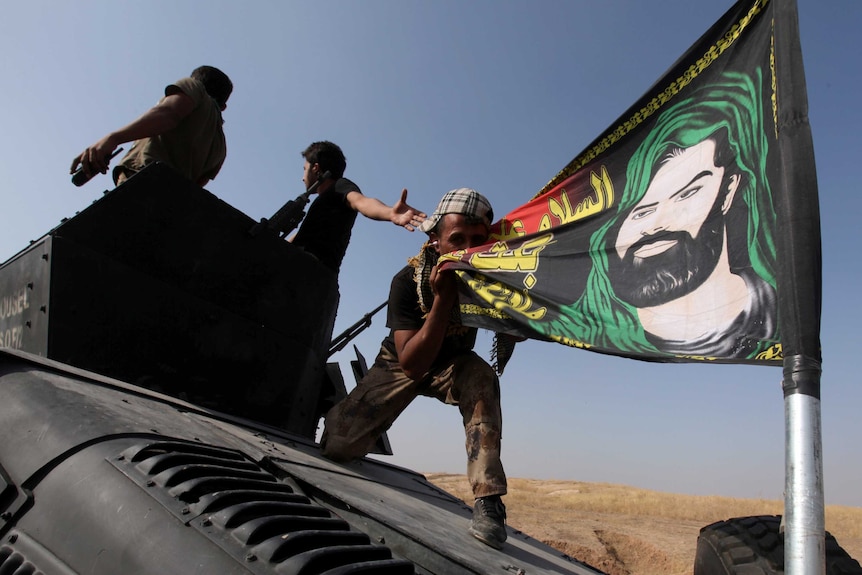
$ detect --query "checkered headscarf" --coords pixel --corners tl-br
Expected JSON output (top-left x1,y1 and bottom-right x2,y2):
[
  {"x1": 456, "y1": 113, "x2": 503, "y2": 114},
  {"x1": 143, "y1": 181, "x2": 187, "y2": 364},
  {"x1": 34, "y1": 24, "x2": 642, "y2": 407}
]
[
  {"x1": 409, "y1": 187, "x2": 516, "y2": 375},
  {"x1": 418, "y1": 188, "x2": 493, "y2": 234}
]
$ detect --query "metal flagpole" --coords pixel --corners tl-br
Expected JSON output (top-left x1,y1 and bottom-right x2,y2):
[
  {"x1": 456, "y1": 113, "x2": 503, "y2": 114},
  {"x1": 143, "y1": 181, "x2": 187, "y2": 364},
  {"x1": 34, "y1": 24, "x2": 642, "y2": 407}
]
[
  {"x1": 783, "y1": 358, "x2": 824, "y2": 575},
  {"x1": 773, "y1": 0, "x2": 825, "y2": 572}
]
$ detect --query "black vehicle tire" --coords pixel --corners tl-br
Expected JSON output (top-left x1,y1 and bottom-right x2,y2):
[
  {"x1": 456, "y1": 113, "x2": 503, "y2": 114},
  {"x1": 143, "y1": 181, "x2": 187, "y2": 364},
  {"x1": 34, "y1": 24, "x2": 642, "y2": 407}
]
[{"x1": 694, "y1": 515, "x2": 862, "y2": 575}]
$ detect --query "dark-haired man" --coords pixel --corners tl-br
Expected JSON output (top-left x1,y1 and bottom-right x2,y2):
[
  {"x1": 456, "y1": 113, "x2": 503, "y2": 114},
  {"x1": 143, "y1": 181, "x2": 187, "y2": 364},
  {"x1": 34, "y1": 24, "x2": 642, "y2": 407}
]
[
  {"x1": 291, "y1": 140, "x2": 426, "y2": 272},
  {"x1": 321, "y1": 188, "x2": 509, "y2": 549},
  {"x1": 70, "y1": 65, "x2": 233, "y2": 188}
]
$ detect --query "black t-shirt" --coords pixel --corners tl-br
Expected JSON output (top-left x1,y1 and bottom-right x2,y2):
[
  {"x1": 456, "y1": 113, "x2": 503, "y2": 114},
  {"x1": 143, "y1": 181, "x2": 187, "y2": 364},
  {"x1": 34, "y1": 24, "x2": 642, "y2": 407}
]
[
  {"x1": 381, "y1": 265, "x2": 477, "y2": 369},
  {"x1": 292, "y1": 177, "x2": 361, "y2": 272}
]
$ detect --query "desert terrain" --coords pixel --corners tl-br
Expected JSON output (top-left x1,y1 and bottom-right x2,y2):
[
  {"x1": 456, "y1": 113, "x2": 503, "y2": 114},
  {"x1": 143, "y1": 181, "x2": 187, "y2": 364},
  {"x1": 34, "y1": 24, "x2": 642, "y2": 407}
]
[{"x1": 425, "y1": 473, "x2": 862, "y2": 575}]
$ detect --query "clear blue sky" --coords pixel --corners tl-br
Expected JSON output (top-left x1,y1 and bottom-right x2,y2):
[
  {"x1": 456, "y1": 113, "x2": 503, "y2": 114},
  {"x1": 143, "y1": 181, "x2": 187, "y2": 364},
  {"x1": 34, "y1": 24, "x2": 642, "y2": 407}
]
[{"x1": 2, "y1": 1, "x2": 859, "y2": 507}]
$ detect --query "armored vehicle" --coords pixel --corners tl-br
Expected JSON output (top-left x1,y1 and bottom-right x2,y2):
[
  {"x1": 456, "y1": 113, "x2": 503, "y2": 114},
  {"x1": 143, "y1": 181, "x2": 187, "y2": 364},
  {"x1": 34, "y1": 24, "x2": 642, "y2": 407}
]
[
  {"x1": 0, "y1": 164, "x2": 609, "y2": 575},
  {"x1": 3, "y1": 164, "x2": 861, "y2": 575}
]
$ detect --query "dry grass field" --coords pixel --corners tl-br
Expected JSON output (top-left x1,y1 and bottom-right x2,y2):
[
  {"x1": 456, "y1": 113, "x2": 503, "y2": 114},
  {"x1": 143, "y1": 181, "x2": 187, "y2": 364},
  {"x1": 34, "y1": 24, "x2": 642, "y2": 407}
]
[{"x1": 425, "y1": 473, "x2": 862, "y2": 575}]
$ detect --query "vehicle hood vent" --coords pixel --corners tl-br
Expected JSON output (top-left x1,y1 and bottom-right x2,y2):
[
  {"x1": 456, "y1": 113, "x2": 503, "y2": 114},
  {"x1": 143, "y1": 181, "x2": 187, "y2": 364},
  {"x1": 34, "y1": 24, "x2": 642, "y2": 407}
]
[
  {"x1": 0, "y1": 530, "x2": 76, "y2": 575},
  {"x1": 113, "y1": 440, "x2": 415, "y2": 574},
  {"x1": 0, "y1": 544, "x2": 42, "y2": 575}
]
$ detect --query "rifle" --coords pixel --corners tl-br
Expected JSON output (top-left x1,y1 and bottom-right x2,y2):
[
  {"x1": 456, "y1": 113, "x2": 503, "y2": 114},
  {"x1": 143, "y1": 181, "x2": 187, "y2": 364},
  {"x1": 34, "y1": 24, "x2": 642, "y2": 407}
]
[
  {"x1": 71, "y1": 147, "x2": 124, "y2": 187},
  {"x1": 328, "y1": 301, "x2": 387, "y2": 358},
  {"x1": 249, "y1": 171, "x2": 331, "y2": 238}
]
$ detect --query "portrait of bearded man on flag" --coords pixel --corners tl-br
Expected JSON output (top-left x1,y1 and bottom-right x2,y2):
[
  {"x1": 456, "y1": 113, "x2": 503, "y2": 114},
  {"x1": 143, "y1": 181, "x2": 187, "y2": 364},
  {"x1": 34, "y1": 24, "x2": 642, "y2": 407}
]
[{"x1": 547, "y1": 69, "x2": 780, "y2": 360}]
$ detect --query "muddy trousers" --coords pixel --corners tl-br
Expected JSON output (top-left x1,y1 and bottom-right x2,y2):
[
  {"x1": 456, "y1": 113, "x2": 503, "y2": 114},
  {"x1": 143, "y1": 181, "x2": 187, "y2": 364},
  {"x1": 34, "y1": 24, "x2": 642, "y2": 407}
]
[{"x1": 321, "y1": 347, "x2": 507, "y2": 499}]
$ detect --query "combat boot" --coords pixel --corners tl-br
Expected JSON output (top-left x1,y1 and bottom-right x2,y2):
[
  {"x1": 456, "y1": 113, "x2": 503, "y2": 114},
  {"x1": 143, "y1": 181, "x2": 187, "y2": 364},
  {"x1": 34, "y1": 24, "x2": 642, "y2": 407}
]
[{"x1": 469, "y1": 495, "x2": 507, "y2": 549}]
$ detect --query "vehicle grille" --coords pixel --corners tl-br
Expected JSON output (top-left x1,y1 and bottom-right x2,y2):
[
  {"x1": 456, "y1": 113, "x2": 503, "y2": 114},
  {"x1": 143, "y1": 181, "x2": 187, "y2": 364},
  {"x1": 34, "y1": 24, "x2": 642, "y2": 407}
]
[
  {"x1": 113, "y1": 439, "x2": 415, "y2": 575},
  {"x1": 0, "y1": 544, "x2": 42, "y2": 575}
]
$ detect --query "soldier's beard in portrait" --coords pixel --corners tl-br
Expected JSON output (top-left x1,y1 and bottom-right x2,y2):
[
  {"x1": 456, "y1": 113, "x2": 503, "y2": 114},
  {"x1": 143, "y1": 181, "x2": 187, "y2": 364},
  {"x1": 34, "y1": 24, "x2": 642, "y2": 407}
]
[{"x1": 608, "y1": 199, "x2": 726, "y2": 309}]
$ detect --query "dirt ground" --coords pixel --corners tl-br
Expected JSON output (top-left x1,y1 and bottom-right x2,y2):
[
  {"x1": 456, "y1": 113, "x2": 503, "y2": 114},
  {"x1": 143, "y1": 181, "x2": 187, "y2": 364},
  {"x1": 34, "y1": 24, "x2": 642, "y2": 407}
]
[
  {"x1": 425, "y1": 473, "x2": 862, "y2": 575},
  {"x1": 511, "y1": 505, "x2": 704, "y2": 575}
]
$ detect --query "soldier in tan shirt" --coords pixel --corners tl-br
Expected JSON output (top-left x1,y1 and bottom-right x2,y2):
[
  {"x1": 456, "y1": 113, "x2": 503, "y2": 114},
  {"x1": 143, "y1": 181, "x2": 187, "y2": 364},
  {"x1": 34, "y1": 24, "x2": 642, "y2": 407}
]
[{"x1": 70, "y1": 65, "x2": 232, "y2": 188}]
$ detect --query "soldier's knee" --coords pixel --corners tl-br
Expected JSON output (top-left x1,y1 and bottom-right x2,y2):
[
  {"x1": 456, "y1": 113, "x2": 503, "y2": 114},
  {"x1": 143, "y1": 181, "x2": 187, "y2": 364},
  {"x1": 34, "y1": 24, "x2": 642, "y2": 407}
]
[
  {"x1": 470, "y1": 362, "x2": 500, "y2": 397},
  {"x1": 320, "y1": 431, "x2": 364, "y2": 463},
  {"x1": 461, "y1": 355, "x2": 497, "y2": 382}
]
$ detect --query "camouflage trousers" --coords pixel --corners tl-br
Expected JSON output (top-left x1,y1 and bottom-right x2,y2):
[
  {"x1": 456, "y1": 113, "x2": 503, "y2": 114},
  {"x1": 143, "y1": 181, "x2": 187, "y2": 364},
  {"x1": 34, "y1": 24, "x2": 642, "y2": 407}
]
[{"x1": 321, "y1": 346, "x2": 507, "y2": 499}]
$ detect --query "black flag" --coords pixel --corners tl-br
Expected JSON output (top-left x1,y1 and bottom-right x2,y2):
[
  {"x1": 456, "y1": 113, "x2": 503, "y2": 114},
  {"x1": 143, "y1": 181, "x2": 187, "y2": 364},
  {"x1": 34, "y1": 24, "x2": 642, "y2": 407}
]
[{"x1": 444, "y1": 0, "x2": 821, "y2": 365}]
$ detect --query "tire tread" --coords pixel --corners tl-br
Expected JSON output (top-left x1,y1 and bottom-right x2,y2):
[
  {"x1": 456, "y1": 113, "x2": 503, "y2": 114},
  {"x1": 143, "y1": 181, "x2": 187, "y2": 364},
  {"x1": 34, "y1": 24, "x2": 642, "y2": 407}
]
[{"x1": 694, "y1": 515, "x2": 862, "y2": 575}]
